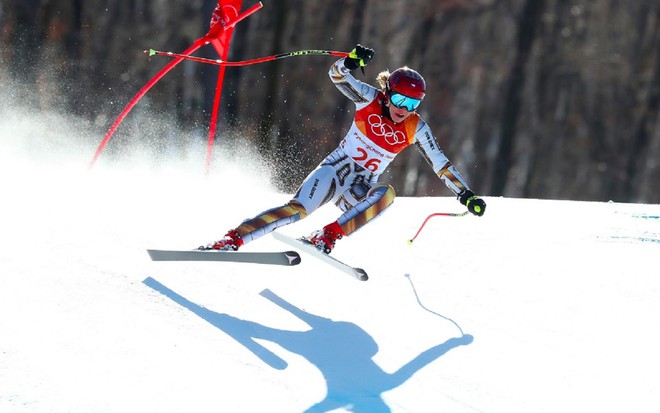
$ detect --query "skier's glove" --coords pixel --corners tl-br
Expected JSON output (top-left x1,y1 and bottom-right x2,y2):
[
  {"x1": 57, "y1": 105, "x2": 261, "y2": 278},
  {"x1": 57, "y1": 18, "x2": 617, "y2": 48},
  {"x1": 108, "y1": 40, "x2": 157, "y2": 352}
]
[
  {"x1": 344, "y1": 44, "x2": 374, "y2": 71},
  {"x1": 459, "y1": 190, "x2": 486, "y2": 217}
]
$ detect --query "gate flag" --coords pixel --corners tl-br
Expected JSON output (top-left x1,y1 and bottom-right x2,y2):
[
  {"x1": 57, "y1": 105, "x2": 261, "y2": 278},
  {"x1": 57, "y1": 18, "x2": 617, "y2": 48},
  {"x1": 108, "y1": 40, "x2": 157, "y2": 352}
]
[{"x1": 89, "y1": 1, "x2": 263, "y2": 173}]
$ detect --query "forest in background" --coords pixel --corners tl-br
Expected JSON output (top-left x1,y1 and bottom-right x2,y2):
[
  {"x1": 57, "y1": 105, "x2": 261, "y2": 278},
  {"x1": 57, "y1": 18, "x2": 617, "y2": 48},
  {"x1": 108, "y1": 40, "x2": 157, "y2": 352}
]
[{"x1": 2, "y1": 0, "x2": 659, "y2": 203}]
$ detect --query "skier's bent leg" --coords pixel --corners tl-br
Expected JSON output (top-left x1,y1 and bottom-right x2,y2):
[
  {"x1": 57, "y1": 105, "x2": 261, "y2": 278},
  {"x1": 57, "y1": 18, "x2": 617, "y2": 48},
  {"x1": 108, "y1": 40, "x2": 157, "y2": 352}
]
[{"x1": 309, "y1": 183, "x2": 395, "y2": 251}]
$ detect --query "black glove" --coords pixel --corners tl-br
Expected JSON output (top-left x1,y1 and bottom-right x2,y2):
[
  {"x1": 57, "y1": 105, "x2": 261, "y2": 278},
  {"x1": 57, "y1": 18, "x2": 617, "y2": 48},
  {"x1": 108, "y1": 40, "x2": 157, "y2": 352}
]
[
  {"x1": 459, "y1": 190, "x2": 486, "y2": 217},
  {"x1": 344, "y1": 44, "x2": 374, "y2": 71}
]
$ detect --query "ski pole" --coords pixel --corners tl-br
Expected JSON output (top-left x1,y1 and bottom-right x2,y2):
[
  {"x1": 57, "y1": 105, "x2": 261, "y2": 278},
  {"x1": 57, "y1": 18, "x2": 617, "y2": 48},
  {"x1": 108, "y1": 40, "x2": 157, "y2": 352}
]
[
  {"x1": 145, "y1": 48, "x2": 350, "y2": 67},
  {"x1": 407, "y1": 211, "x2": 469, "y2": 245}
]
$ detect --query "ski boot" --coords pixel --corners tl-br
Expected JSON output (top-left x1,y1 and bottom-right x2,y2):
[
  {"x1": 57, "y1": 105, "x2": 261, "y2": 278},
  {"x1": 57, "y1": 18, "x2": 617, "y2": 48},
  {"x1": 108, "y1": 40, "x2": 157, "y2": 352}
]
[
  {"x1": 200, "y1": 229, "x2": 243, "y2": 251},
  {"x1": 304, "y1": 222, "x2": 344, "y2": 254}
]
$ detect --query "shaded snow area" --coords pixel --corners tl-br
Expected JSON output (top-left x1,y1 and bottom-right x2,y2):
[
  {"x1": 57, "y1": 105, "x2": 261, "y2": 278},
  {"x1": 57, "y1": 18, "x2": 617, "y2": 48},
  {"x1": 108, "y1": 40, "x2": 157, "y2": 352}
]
[{"x1": 1, "y1": 141, "x2": 659, "y2": 412}]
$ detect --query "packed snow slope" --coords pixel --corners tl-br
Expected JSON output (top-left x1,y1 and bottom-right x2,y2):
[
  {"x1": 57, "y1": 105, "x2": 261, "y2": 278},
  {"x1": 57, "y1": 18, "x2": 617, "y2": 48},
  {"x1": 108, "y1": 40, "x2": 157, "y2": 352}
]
[{"x1": 1, "y1": 121, "x2": 659, "y2": 412}]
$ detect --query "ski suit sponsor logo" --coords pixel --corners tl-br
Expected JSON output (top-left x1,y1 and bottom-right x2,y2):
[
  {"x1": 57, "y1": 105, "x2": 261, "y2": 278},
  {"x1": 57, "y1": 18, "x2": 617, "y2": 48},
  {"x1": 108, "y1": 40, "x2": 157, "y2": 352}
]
[
  {"x1": 309, "y1": 178, "x2": 320, "y2": 199},
  {"x1": 424, "y1": 131, "x2": 436, "y2": 151}
]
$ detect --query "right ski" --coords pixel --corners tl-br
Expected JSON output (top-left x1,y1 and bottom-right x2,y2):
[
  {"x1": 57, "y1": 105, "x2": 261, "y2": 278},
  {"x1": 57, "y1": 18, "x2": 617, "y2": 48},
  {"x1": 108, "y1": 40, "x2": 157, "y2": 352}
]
[
  {"x1": 147, "y1": 249, "x2": 301, "y2": 266},
  {"x1": 271, "y1": 231, "x2": 368, "y2": 281}
]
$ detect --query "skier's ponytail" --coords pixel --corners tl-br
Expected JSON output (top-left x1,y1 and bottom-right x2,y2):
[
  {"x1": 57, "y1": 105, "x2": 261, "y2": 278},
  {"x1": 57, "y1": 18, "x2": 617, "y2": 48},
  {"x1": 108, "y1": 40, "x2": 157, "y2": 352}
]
[{"x1": 376, "y1": 70, "x2": 390, "y2": 93}]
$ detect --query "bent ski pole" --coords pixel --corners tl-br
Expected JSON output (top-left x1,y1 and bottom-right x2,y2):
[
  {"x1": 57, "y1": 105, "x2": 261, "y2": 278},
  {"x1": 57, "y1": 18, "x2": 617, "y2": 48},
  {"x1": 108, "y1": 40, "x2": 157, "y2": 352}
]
[
  {"x1": 408, "y1": 211, "x2": 469, "y2": 245},
  {"x1": 145, "y1": 48, "x2": 350, "y2": 67}
]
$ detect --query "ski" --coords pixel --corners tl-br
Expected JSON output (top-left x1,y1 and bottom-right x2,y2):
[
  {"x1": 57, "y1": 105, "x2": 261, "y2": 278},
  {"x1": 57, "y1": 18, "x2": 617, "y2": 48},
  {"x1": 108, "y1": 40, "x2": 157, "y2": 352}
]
[
  {"x1": 146, "y1": 249, "x2": 301, "y2": 266},
  {"x1": 271, "y1": 232, "x2": 368, "y2": 281}
]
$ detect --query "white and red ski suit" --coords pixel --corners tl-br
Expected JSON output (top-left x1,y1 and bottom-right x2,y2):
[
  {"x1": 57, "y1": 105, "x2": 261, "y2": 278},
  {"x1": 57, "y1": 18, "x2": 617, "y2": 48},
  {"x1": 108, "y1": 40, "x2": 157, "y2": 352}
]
[{"x1": 230, "y1": 58, "x2": 472, "y2": 245}]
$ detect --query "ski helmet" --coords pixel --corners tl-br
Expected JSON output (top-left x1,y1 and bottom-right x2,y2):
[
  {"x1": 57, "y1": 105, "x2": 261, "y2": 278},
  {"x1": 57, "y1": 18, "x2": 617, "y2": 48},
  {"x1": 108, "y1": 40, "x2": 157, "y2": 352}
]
[{"x1": 387, "y1": 67, "x2": 426, "y2": 100}]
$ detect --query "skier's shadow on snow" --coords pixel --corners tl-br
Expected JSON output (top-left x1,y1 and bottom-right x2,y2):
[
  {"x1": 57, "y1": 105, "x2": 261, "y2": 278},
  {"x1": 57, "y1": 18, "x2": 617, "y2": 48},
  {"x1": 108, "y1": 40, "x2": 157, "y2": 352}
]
[{"x1": 143, "y1": 277, "x2": 473, "y2": 412}]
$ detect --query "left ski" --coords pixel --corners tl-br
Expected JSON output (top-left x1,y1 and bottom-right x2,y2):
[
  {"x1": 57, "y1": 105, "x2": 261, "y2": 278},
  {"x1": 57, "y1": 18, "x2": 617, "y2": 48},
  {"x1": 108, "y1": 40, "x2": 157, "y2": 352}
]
[
  {"x1": 147, "y1": 249, "x2": 301, "y2": 266},
  {"x1": 271, "y1": 231, "x2": 368, "y2": 281}
]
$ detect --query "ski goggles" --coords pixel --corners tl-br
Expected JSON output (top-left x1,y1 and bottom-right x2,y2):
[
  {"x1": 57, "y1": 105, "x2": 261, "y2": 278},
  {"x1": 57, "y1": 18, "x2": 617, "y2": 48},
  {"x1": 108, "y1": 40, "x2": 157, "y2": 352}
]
[{"x1": 389, "y1": 93, "x2": 421, "y2": 111}]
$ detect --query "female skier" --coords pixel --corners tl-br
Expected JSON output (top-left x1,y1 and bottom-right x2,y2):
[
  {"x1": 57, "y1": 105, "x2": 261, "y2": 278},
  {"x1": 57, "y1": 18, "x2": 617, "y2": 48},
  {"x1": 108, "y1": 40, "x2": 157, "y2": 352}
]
[{"x1": 203, "y1": 44, "x2": 486, "y2": 254}]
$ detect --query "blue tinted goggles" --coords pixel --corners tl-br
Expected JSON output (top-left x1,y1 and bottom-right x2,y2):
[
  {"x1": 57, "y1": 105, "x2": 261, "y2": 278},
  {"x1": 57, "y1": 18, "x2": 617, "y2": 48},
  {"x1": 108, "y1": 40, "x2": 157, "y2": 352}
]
[{"x1": 389, "y1": 93, "x2": 421, "y2": 111}]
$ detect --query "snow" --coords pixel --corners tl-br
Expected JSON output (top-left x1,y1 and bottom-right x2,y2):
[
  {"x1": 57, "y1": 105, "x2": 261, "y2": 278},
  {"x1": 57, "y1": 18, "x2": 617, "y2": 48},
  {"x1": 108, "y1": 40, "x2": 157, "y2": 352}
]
[{"x1": 1, "y1": 124, "x2": 660, "y2": 413}]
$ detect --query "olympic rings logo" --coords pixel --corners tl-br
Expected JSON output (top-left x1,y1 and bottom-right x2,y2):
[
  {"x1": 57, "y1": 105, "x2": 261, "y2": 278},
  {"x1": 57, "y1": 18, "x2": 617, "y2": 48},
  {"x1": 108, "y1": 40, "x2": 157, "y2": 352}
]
[{"x1": 368, "y1": 114, "x2": 406, "y2": 145}]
